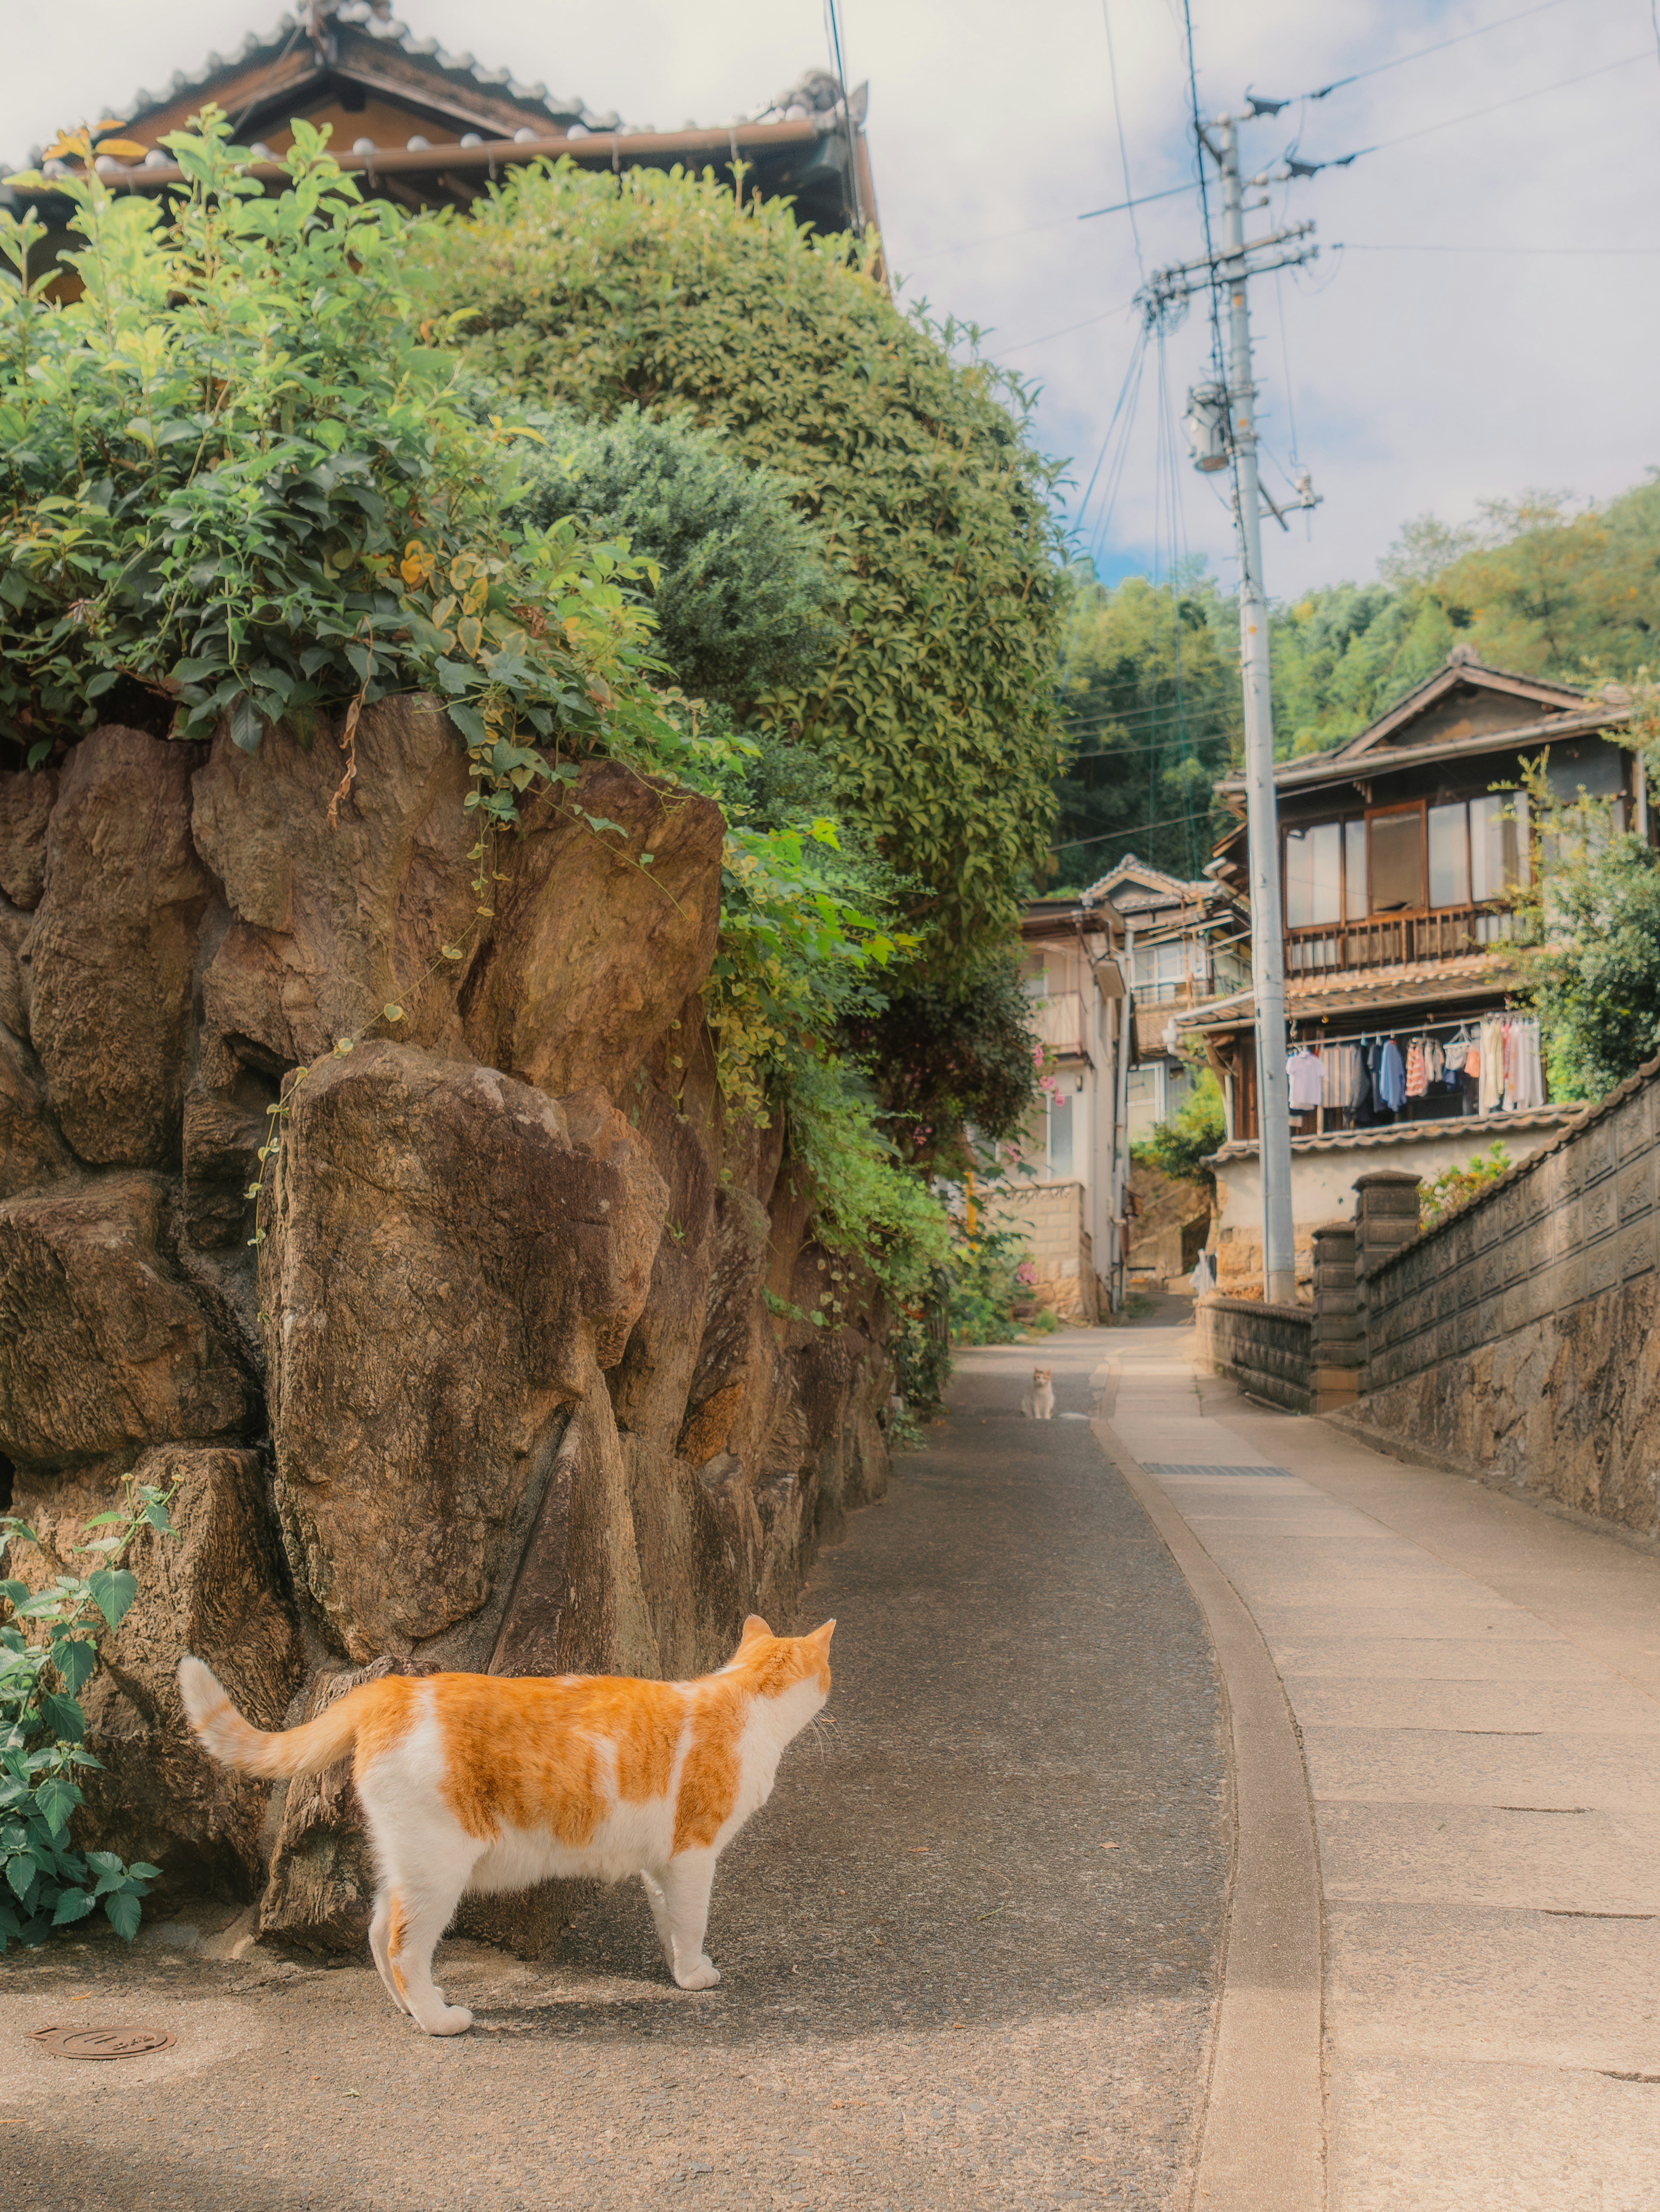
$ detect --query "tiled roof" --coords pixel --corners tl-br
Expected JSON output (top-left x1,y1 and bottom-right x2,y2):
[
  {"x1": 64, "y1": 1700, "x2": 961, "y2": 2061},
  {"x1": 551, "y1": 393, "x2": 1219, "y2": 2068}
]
[
  {"x1": 1213, "y1": 1103, "x2": 1581, "y2": 1162},
  {"x1": 1181, "y1": 953, "x2": 1516, "y2": 1029},
  {"x1": 109, "y1": 5, "x2": 610, "y2": 138}
]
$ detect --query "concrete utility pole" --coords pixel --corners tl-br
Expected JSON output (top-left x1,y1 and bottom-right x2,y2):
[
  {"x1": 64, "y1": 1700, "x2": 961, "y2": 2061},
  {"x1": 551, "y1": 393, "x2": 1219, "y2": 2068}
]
[{"x1": 1140, "y1": 115, "x2": 1319, "y2": 1304}]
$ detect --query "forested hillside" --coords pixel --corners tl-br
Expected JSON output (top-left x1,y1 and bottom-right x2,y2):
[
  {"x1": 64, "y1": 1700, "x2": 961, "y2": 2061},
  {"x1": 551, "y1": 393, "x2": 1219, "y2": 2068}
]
[{"x1": 1051, "y1": 472, "x2": 1660, "y2": 889}]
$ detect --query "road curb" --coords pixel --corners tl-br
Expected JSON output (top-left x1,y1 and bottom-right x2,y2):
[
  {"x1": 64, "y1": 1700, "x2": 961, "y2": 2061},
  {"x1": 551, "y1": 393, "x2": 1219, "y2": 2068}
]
[{"x1": 1091, "y1": 1408, "x2": 1325, "y2": 2212}]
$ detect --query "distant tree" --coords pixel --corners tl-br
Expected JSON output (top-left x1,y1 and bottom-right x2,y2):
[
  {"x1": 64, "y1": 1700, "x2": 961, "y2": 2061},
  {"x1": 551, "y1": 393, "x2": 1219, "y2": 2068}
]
[
  {"x1": 1050, "y1": 566, "x2": 1240, "y2": 886},
  {"x1": 1130, "y1": 1071, "x2": 1226, "y2": 1192}
]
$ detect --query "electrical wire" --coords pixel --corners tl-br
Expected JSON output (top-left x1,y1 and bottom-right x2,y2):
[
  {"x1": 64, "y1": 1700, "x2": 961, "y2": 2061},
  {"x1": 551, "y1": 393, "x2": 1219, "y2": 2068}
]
[
  {"x1": 1268, "y1": 0, "x2": 1590, "y2": 106},
  {"x1": 989, "y1": 295, "x2": 1140, "y2": 359},
  {"x1": 1294, "y1": 45, "x2": 1654, "y2": 173},
  {"x1": 1180, "y1": 0, "x2": 1228, "y2": 392},
  {"x1": 822, "y1": 0, "x2": 864, "y2": 230},
  {"x1": 1100, "y1": 0, "x2": 1146, "y2": 279},
  {"x1": 1338, "y1": 240, "x2": 1660, "y2": 256},
  {"x1": 1072, "y1": 320, "x2": 1149, "y2": 546},
  {"x1": 1050, "y1": 807, "x2": 1228, "y2": 856}
]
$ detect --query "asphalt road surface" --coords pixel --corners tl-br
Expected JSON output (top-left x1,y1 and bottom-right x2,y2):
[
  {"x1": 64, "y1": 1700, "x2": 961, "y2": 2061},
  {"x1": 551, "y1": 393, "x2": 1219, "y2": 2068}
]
[{"x1": 2, "y1": 1328, "x2": 1228, "y2": 2212}]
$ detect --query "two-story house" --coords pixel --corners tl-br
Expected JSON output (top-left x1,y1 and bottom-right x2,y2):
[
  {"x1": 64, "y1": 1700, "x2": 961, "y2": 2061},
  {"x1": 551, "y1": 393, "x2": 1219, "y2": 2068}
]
[
  {"x1": 1179, "y1": 647, "x2": 1640, "y2": 1294},
  {"x1": 1089, "y1": 855, "x2": 1250, "y2": 1142},
  {"x1": 976, "y1": 892, "x2": 1131, "y2": 1320}
]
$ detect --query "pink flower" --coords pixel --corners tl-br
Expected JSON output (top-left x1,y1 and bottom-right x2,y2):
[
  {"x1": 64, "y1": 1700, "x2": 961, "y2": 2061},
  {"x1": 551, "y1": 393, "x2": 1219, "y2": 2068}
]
[{"x1": 1015, "y1": 1260, "x2": 1037, "y2": 1285}]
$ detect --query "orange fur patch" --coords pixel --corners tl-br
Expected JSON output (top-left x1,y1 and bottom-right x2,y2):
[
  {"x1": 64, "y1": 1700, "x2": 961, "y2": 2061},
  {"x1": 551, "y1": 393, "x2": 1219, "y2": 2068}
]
[
  {"x1": 428, "y1": 1673, "x2": 689, "y2": 1844},
  {"x1": 673, "y1": 1683, "x2": 744, "y2": 1851},
  {"x1": 387, "y1": 1894, "x2": 409, "y2": 2000}
]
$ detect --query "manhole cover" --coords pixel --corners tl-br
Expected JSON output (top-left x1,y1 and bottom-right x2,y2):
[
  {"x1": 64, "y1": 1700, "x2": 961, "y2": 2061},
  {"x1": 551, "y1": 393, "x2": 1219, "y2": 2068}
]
[{"x1": 29, "y1": 2024, "x2": 176, "y2": 2060}]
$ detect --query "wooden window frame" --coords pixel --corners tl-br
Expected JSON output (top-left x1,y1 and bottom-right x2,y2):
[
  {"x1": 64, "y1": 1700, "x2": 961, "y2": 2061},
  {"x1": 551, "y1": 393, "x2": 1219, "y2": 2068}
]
[{"x1": 1364, "y1": 797, "x2": 1427, "y2": 917}]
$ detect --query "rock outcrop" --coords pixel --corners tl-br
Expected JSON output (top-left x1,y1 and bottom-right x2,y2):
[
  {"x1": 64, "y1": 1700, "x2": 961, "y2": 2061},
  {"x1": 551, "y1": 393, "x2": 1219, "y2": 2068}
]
[{"x1": 0, "y1": 702, "x2": 895, "y2": 1943}]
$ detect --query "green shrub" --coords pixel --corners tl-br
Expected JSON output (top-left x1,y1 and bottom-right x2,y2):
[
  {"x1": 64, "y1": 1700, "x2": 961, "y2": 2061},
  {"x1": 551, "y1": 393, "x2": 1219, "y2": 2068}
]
[
  {"x1": 1, "y1": 1473, "x2": 178, "y2": 1949},
  {"x1": 511, "y1": 407, "x2": 841, "y2": 709},
  {"x1": 1131, "y1": 1071, "x2": 1226, "y2": 1191},
  {"x1": 417, "y1": 157, "x2": 1066, "y2": 971},
  {"x1": 1419, "y1": 1141, "x2": 1512, "y2": 1227}
]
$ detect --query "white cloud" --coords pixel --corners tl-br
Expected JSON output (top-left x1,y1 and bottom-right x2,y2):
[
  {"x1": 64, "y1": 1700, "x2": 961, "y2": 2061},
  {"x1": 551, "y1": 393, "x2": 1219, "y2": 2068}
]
[{"x1": 6, "y1": 0, "x2": 1657, "y2": 599}]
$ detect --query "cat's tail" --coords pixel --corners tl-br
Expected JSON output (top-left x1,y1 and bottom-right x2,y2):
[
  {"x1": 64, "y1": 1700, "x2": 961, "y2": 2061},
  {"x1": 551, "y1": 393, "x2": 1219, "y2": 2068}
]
[{"x1": 179, "y1": 1656, "x2": 369, "y2": 1780}]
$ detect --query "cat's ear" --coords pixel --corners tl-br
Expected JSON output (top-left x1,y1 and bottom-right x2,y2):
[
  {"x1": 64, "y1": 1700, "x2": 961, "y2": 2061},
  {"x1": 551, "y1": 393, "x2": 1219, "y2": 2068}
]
[
  {"x1": 740, "y1": 1614, "x2": 772, "y2": 1644},
  {"x1": 806, "y1": 1619, "x2": 836, "y2": 1650}
]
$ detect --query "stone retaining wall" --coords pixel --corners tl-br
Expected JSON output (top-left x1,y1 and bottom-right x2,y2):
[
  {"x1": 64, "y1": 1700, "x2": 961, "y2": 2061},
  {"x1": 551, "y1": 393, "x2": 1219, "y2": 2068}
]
[
  {"x1": 1197, "y1": 1296, "x2": 1313, "y2": 1414},
  {"x1": 1345, "y1": 1054, "x2": 1660, "y2": 1542}
]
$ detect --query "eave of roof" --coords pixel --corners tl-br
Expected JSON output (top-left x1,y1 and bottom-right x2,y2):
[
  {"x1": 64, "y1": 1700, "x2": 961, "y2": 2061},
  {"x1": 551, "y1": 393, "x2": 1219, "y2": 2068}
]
[
  {"x1": 12, "y1": 117, "x2": 831, "y2": 199},
  {"x1": 1213, "y1": 702, "x2": 1628, "y2": 806},
  {"x1": 1324, "y1": 654, "x2": 1592, "y2": 762},
  {"x1": 1210, "y1": 1101, "x2": 1581, "y2": 1162},
  {"x1": 1177, "y1": 953, "x2": 1520, "y2": 1032}
]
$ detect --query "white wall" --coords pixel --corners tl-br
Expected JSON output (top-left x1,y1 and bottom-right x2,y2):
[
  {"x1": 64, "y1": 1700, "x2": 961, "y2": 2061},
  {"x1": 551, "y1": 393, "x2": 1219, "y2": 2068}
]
[{"x1": 1213, "y1": 1117, "x2": 1576, "y2": 1239}]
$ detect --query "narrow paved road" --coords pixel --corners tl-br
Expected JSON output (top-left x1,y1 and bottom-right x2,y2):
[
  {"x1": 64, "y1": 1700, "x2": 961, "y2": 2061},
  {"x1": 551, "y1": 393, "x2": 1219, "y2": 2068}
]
[{"x1": 3, "y1": 1329, "x2": 1229, "y2": 2212}]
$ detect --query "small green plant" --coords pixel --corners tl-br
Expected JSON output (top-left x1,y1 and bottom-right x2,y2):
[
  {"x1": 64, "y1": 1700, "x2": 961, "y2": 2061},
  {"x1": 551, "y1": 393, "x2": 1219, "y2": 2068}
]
[
  {"x1": 949, "y1": 1219, "x2": 1029, "y2": 1345},
  {"x1": 1419, "y1": 1141, "x2": 1512, "y2": 1227},
  {"x1": 1027, "y1": 1306, "x2": 1059, "y2": 1335},
  {"x1": 1131, "y1": 1069, "x2": 1227, "y2": 1192},
  {"x1": 0, "y1": 1473, "x2": 179, "y2": 1950}
]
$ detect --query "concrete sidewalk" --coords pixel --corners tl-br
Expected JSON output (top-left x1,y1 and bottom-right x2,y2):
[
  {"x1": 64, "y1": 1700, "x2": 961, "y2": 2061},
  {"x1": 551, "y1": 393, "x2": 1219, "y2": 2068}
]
[{"x1": 1099, "y1": 1318, "x2": 1660, "y2": 2212}]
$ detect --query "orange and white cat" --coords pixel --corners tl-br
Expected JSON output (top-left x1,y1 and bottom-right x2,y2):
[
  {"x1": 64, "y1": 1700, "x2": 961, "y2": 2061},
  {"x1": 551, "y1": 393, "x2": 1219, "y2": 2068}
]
[
  {"x1": 1020, "y1": 1367, "x2": 1055, "y2": 1419},
  {"x1": 179, "y1": 1615, "x2": 834, "y2": 2037}
]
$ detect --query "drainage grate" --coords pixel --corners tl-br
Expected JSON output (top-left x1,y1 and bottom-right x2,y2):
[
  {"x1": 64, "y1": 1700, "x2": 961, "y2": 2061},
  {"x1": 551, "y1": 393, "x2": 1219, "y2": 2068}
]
[
  {"x1": 29, "y1": 2024, "x2": 176, "y2": 2061},
  {"x1": 1141, "y1": 1462, "x2": 1296, "y2": 1479}
]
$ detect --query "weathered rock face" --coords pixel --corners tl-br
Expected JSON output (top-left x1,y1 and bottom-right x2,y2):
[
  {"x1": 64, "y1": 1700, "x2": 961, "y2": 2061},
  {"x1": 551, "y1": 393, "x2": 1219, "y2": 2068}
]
[
  {"x1": 260, "y1": 1045, "x2": 665, "y2": 1660},
  {"x1": 0, "y1": 700, "x2": 896, "y2": 1941},
  {"x1": 0, "y1": 1174, "x2": 253, "y2": 1471},
  {"x1": 6, "y1": 1444, "x2": 302, "y2": 1892},
  {"x1": 27, "y1": 729, "x2": 214, "y2": 1166}
]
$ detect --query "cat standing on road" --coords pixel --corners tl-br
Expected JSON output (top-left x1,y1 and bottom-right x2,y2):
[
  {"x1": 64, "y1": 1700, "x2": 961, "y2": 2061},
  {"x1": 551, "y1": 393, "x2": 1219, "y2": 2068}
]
[
  {"x1": 1021, "y1": 1367, "x2": 1056, "y2": 1419},
  {"x1": 179, "y1": 1616, "x2": 835, "y2": 2037}
]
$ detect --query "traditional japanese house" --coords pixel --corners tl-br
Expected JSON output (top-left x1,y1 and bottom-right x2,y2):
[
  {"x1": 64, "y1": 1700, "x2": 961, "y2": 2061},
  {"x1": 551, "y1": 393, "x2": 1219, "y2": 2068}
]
[
  {"x1": 5, "y1": 1, "x2": 879, "y2": 280},
  {"x1": 1179, "y1": 646, "x2": 1640, "y2": 1294},
  {"x1": 975, "y1": 892, "x2": 1132, "y2": 1320}
]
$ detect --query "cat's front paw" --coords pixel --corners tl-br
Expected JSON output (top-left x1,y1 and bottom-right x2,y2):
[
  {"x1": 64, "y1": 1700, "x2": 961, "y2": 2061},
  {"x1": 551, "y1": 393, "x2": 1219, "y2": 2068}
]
[
  {"x1": 674, "y1": 1957, "x2": 721, "y2": 1991},
  {"x1": 419, "y1": 2004, "x2": 474, "y2": 2037}
]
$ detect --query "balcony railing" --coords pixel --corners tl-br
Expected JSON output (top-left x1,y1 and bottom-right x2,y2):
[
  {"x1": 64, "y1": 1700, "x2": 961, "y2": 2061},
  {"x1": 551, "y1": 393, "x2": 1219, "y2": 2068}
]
[
  {"x1": 1285, "y1": 905, "x2": 1518, "y2": 979},
  {"x1": 1028, "y1": 991, "x2": 1089, "y2": 1056}
]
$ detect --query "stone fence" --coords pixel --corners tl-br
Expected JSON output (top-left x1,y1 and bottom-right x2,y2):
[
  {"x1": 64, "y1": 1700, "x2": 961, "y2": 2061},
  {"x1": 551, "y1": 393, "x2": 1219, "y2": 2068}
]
[
  {"x1": 1194, "y1": 1052, "x2": 1660, "y2": 1543},
  {"x1": 1196, "y1": 1297, "x2": 1313, "y2": 1413}
]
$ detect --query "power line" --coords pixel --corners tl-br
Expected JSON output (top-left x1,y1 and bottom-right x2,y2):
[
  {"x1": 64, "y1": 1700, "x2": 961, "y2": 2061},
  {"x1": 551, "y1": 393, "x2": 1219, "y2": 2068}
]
[
  {"x1": 1078, "y1": 180, "x2": 1194, "y2": 223},
  {"x1": 1100, "y1": 0, "x2": 1146, "y2": 278},
  {"x1": 1293, "y1": 45, "x2": 1653, "y2": 175},
  {"x1": 1050, "y1": 806, "x2": 1229, "y2": 855},
  {"x1": 1258, "y1": 0, "x2": 1589, "y2": 108},
  {"x1": 1181, "y1": 0, "x2": 1227, "y2": 392},
  {"x1": 990, "y1": 295, "x2": 1139, "y2": 358},
  {"x1": 1339, "y1": 240, "x2": 1660, "y2": 256}
]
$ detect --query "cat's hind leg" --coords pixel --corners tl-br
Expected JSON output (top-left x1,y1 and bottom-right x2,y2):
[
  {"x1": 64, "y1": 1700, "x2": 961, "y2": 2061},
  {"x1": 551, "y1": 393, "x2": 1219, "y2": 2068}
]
[
  {"x1": 640, "y1": 1867, "x2": 676, "y2": 1973},
  {"x1": 383, "y1": 1860, "x2": 479, "y2": 2036},
  {"x1": 657, "y1": 1851, "x2": 721, "y2": 1991},
  {"x1": 368, "y1": 1890, "x2": 409, "y2": 2015}
]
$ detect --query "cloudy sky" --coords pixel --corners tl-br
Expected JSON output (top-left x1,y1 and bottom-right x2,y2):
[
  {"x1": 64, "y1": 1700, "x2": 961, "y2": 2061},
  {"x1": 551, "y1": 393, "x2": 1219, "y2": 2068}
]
[{"x1": 6, "y1": 1, "x2": 1658, "y2": 599}]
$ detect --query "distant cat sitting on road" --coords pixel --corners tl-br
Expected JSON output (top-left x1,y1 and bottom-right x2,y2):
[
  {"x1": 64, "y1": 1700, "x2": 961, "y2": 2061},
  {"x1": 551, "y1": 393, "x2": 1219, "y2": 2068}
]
[
  {"x1": 179, "y1": 1616, "x2": 835, "y2": 2038},
  {"x1": 1021, "y1": 1367, "x2": 1055, "y2": 1420}
]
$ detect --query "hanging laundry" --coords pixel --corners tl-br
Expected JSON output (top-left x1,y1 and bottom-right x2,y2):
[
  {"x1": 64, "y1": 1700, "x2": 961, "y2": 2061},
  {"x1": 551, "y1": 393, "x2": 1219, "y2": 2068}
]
[
  {"x1": 1405, "y1": 1041, "x2": 1428, "y2": 1099},
  {"x1": 1287, "y1": 1048, "x2": 1324, "y2": 1111},
  {"x1": 1322, "y1": 1042, "x2": 1363, "y2": 1112},
  {"x1": 1424, "y1": 1038, "x2": 1445, "y2": 1087},
  {"x1": 1377, "y1": 1038, "x2": 1407, "y2": 1112},
  {"x1": 1478, "y1": 1016, "x2": 1506, "y2": 1117}
]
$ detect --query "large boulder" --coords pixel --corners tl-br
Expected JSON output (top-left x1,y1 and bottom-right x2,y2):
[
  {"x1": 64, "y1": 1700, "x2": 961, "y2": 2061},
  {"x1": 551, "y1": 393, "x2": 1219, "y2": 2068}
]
[
  {"x1": 26, "y1": 730, "x2": 213, "y2": 1166},
  {"x1": 260, "y1": 1044, "x2": 667, "y2": 1660},
  {"x1": 0, "y1": 765, "x2": 55, "y2": 909},
  {"x1": 0, "y1": 1026, "x2": 76, "y2": 1200},
  {"x1": 191, "y1": 698, "x2": 481, "y2": 1067},
  {"x1": 0, "y1": 1175, "x2": 254, "y2": 1471},
  {"x1": 4, "y1": 1445, "x2": 303, "y2": 1895},
  {"x1": 462, "y1": 762, "x2": 724, "y2": 1099}
]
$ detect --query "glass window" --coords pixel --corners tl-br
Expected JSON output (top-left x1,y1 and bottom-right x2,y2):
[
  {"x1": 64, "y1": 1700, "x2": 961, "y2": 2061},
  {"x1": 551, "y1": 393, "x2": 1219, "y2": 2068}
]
[
  {"x1": 1155, "y1": 941, "x2": 1186, "y2": 982},
  {"x1": 1369, "y1": 808, "x2": 1424, "y2": 913},
  {"x1": 1048, "y1": 1088, "x2": 1074, "y2": 1177},
  {"x1": 1428, "y1": 802, "x2": 1471, "y2": 909},
  {"x1": 1022, "y1": 964, "x2": 1049, "y2": 998},
  {"x1": 1285, "y1": 821, "x2": 1342, "y2": 926},
  {"x1": 1344, "y1": 818, "x2": 1367, "y2": 919},
  {"x1": 1470, "y1": 792, "x2": 1531, "y2": 900}
]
